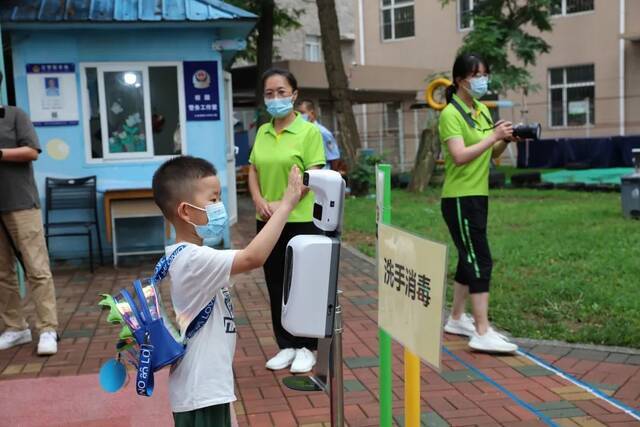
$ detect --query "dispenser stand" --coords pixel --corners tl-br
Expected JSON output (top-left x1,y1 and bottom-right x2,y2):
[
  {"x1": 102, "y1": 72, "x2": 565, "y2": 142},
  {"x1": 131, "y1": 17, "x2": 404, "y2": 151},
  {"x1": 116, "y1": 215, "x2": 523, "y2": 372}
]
[{"x1": 282, "y1": 289, "x2": 345, "y2": 427}]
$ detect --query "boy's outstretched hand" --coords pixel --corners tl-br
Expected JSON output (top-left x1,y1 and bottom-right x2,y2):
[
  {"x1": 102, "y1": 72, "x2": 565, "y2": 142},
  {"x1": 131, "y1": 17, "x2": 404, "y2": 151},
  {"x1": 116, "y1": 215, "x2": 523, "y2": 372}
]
[{"x1": 282, "y1": 165, "x2": 304, "y2": 209}]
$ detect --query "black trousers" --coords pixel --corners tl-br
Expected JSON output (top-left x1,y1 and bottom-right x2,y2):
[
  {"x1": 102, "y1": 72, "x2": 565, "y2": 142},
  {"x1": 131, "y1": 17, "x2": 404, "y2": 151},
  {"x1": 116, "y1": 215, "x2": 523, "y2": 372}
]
[
  {"x1": 257, "y1": 220, "x2": 320, "y2": 350},
  {"x1": 441, "y1": 196, "x2": 492, "y2": 294}
]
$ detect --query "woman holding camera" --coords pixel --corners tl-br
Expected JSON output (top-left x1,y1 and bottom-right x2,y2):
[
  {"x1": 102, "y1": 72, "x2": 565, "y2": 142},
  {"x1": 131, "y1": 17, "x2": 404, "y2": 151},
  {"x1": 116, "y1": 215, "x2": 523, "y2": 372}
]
[{"x1": 439, "y1": 53, "x2": 518, "y2": 353}]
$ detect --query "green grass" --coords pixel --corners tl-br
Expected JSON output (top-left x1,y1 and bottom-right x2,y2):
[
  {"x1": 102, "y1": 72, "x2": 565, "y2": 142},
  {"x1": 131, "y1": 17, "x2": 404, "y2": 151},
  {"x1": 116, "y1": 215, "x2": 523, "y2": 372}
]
[{"x1": 343, "y1": 188, "x2": 640, "y2": 348}]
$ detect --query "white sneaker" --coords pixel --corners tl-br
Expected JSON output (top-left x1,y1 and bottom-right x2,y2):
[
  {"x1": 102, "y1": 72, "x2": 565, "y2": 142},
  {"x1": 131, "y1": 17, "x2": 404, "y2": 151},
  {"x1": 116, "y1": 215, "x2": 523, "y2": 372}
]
[
  {"x1": 469, "y1": 328, "x2": 517, "y2": 353},
  {"x1": 37, "y1": 331, "x2": 58, "y2": 356},
  {"x1": 265, "y1": 348, "x2": 296, "y2": 370},
  {"x1": 290, "y1": 348, "x2": 316, "y2": 374},
  {"x1": 444, "y1": 313, "x2": 475, "y2": 337},
  {"x1": 0, "y1": 329, "x2": 32, "y2": 350}
]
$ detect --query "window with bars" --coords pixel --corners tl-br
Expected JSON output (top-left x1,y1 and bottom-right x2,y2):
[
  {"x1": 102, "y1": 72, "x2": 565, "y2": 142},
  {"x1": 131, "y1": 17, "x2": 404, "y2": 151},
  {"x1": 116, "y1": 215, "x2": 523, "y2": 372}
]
[
  {"x1": 458, "y1": 0, "x2": 474, "y2": 30},
  {"x1": 551, "y1": 0, "x2": 594, "y2": 16},
  {"x1": 381, "y1": 0, "x2": 415, "y2": 41},
  {"x1": 549, "y1": 65, "x2": 595, "y2": 128}
]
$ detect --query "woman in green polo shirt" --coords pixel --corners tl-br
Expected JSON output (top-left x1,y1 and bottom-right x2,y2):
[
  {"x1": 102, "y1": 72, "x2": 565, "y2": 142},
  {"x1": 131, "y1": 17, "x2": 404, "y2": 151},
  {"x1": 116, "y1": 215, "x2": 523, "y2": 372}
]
[
  {"x1": 248, "y1": 68, "x2": 326, "y2": 373},
  {"x1": 438, "y1": 53, "x2": 518, "y2": 353}
]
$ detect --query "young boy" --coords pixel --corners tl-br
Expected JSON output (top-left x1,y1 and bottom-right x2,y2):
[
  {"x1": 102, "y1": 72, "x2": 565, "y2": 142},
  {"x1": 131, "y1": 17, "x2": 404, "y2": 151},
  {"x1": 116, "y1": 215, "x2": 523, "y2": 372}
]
[{"x1": 152, "y1": 156, "x2": 304, "y2": 427}]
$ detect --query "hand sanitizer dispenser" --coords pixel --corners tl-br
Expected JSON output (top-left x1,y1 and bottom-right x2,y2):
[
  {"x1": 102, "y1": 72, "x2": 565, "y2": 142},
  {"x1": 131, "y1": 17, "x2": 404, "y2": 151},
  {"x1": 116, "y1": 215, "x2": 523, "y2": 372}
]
[{"x1": 281, "y1": 170, "x2": 345, "y2": 338}]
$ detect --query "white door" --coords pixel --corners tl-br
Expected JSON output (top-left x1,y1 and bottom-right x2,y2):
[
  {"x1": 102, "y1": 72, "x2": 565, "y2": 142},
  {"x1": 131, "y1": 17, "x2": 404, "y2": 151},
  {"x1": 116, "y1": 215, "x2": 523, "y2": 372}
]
[{"x1": 223, "y1": 71, "x2": 238, "y2": 225}]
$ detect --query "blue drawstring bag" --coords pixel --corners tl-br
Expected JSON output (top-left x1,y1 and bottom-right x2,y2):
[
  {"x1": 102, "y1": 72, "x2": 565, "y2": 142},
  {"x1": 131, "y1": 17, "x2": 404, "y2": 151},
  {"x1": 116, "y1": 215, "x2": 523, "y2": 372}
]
[{"x1": 107, "y1": 244, "x2": 216, "y2": 397}]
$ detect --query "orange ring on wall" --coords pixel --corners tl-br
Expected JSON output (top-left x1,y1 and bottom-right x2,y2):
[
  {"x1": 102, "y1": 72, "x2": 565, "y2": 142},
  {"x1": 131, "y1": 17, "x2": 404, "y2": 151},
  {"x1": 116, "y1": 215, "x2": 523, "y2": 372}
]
[{"x1": 425, "y1": 78, "x2": 452, "y2": 111}]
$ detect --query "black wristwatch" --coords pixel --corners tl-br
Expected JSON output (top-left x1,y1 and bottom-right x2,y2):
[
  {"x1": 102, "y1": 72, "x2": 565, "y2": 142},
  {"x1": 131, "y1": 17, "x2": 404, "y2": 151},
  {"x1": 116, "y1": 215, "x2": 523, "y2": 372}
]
[{"x1": 0, "y1": 149, "x2": 3, "y2": 160}]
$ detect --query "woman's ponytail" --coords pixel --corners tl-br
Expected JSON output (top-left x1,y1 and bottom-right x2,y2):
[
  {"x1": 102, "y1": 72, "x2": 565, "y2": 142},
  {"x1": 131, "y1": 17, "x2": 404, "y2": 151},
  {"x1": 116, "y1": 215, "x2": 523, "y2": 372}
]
[{"x1": 445, "y1": 84, "x2": 457, "y2": 104}]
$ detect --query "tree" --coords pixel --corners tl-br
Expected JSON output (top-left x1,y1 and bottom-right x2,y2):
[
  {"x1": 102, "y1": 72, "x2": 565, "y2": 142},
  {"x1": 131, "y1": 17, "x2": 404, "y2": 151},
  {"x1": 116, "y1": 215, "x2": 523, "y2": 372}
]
[
  {"x1": 227, "y1": 0, "x2": 302, "y2": 125},
  {"x1": 316, "y1": 0, "x2": 361, "y2": 170},
  {"x1": 440, "y1": 0, "x2": 553, "y2": 94},
  {"x1": 408, "y1": 114, "x2": 440, "y2": 193}
]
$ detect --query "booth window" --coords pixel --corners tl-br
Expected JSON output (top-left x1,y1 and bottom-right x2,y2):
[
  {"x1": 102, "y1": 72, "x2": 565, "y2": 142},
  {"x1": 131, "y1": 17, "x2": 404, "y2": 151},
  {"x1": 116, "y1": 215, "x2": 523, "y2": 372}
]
[
  {"x1": 82, "y1": 63, "x2": 184, "y2": 161},
  {"x1": 551, "y1": 0, "x2": 594, "y2": 16},
  {"x1": 381, "y1": 0, "x2": 415, "y2": 41},
  {"x1": 458, "y1": 0, "x2": 474, "y2": 31},
  {"x1": 549, "y1": 64, "x2": 595, "y2": 128}
]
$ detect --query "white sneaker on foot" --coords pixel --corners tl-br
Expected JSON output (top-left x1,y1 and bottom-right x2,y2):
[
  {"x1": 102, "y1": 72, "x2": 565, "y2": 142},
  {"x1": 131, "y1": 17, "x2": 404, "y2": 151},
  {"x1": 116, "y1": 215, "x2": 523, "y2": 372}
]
[
  {"x1": 0, "y1": 329, "x2": 32, "y2": 350},
  {"x1": 469, "y1": 328, "x2": 517, "y2": 353},
  {"x1": 37, "y1": 331, "x2": 58, "y2": 356},
  {"x1": 444, "y1": 313, "x2": 475, "y2": 337},
  {"x1": 290, "y1": 348, "x2": 316, "y2": 374},
  {"x1": 265, "y1": 348, "x2": 296, "y2": 370}
]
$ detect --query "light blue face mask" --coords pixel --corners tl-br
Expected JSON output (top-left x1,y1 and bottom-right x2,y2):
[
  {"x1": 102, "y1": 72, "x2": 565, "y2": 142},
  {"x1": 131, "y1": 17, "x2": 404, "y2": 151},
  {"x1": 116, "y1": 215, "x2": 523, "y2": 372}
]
[
  {"x1": 300, "y1": 113, "x2": 310, "y2": 122},
  {"x1": 467, "y1": 76, "x2": 489, "y2": 99},
  {"x1": 187, "y1": 201, "x2": 228, "y2": 240},
  {"x1": 265, "y1": 97, "x2": 294, "y2": 118}
]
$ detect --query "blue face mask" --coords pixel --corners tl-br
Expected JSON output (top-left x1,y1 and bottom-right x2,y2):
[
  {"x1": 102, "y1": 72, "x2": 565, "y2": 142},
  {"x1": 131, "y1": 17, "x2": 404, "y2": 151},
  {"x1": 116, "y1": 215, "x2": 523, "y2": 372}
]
[
  {"x1": 467, "y1": 76, "x2": 489, "y2": 99},
  {"x1": 187, "y1": 201, "x2": 228, "y2": 240},
  {"x1": 265, "y1": 97, "x2": 294, "y2": 118},
  {"x1": 300, "y1": 113, "x2": 310, "y2": 122}
]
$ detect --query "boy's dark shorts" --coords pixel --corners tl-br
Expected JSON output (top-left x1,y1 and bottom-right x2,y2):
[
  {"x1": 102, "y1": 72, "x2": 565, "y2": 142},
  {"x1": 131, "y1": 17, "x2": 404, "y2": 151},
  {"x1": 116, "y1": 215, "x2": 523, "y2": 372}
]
[{"x1": 173, "y1": 403, "x2": 230, "y2": 427}]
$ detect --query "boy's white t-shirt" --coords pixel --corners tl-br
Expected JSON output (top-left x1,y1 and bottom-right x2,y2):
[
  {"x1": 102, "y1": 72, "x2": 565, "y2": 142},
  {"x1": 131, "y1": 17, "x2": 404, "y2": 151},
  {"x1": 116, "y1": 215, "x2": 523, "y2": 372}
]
[{"x1": 165, "y1": 242, "x2": 238, "y2": 413}]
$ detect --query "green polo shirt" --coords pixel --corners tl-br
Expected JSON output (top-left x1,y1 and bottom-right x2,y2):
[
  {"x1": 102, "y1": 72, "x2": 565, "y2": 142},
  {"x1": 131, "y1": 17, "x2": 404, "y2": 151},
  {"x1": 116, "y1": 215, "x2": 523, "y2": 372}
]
[
  {"x1": 438, "y1": 94, "x2": 494, "y2": 198},
  {"x1": 249, "y1": 113, "x2": 326, "y2": 222}
]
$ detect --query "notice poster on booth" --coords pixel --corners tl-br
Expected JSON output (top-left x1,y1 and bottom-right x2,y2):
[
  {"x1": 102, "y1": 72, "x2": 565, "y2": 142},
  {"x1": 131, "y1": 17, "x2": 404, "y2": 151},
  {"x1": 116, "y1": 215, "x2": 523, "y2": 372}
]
[
  {"x1": 377, "y1": 223, "x2": 448, "y2": 369},
  {"x1": 183, "y1": 61, "x2": 220, "y2": 121},
  {"x1": 26, "y1": 63, "x2": 79, "y2": 126}
]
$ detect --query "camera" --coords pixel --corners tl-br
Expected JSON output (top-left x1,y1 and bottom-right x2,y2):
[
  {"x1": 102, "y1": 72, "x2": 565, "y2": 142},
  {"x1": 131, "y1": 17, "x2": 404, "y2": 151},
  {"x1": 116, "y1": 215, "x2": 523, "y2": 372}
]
[{"x1": 513, "y1": 123, "x2": 541, "y2": 141}]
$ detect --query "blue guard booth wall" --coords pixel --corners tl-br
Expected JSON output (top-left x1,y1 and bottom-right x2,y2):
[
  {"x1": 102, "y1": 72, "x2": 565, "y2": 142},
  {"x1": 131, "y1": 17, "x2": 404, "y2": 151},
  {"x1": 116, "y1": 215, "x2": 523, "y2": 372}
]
[{"x1": 2, "y1": 1, "x2": 257, "y2": 261}]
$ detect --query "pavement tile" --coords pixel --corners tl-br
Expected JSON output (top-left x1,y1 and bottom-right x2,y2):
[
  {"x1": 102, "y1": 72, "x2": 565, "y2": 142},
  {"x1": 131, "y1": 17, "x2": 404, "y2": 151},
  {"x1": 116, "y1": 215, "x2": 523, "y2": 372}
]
[
  {"x1": 344, "y1": 356, "x2": 379, "y2": 369},
  {"x1": 2, "y1": 196, "x2": 639, "y2": 427},
  {"x1": 553, "y1": 386, "x2": 585, "y2": 394},
  {"x1": 22, "y1": 362, "x2": 43, "y2": 374},
  {"x1": 394, "y1": 411, "x2": 449, "y2": 427},
  {"x1": 531, "y1": 345, "x2": 572, "y2": 357},
  {"x1": 358, "y1": 283, "x2": 378, "y2": 291},
  {"x1": 556, "y1": 419, "x2": 581, "y2": 427},
  {"x1": 513, "y1": 365, "x2": 554, "y2": 377},
  {"x1": 348, "y1": 296, "x2": 377, "y2": 306},
  {"x1": 440, "y1": 370, "x2": 482, "y2": 383},
  {"x1": 443, "y1": 340, "x2": 468, "y2": 351},
  {"x1": 541, "y1": 408, "x2": 587, "y2": 418},
  {"x1": 566, "y1": 349, "x2": 608, "y2": 362},
  {"x1": 2, "y1": 364, "x2": 23, "y2": 375},
  {"x1": 586, "y1": 382, "x2": 619, "y2": 392},
  {"x1": 343, "y1": 379, "x2": 366, "y2": 392},
  {"x1": 562, "y1": 392, "x2": 599, "y2": 401},
  {"x1": 604, "y1": 353, "x2": 629, "y2": 364},
  {"x1": 571, "y1": 416, "x2": 606, "y2": 427}
]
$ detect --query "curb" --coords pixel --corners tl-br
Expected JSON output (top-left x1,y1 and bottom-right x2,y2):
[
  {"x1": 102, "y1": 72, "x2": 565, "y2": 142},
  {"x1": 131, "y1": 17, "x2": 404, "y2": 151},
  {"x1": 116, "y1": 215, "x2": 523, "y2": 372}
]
[{"x1": 341, "y1": 241, "x2": 640, "y2": 356}]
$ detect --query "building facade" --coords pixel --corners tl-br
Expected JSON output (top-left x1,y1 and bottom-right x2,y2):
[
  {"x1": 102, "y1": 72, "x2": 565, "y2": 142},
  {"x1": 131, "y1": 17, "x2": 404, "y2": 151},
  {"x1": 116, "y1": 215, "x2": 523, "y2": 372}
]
[{"x1": 355, "y1": 0, "x2": 640, "y2": 139}]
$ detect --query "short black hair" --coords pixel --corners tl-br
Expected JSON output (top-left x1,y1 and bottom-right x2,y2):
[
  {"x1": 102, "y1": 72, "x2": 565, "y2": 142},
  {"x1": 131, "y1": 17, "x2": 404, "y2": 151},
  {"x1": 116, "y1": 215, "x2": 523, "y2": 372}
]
[
  {"x1": 262, "y1": 68, "x2": 298, "y2": 92},
  {"x1": 296, "y1": 98, "x2": 316, "y2": 112},
  {"x1": 152, "y1": 156, "x2": 217, "y2": 220}
]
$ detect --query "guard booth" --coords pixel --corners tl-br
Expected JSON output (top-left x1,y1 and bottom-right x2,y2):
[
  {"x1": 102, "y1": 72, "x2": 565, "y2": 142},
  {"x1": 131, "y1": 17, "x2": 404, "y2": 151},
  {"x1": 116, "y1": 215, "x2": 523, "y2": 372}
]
[{"x1": 0, "y1": 0, "x2": 256, "y2": 263}]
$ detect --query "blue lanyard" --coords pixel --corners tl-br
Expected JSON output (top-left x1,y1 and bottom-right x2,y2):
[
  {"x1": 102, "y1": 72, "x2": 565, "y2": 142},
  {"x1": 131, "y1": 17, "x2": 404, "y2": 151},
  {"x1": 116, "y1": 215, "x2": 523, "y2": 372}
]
[
  {"x1": 155, "y1": 244, "x2": 217, "y2": 340},
  {"x1": 131, "y1": 244, "x2": 218, "y2": 397}
]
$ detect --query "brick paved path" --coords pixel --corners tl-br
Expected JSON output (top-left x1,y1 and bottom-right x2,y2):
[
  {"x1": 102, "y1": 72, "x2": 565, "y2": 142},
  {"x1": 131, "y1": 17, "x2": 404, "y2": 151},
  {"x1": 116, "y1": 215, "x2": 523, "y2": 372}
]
[{"x1": 1, "y1": 196, "x2": 639, "y2": 426}]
